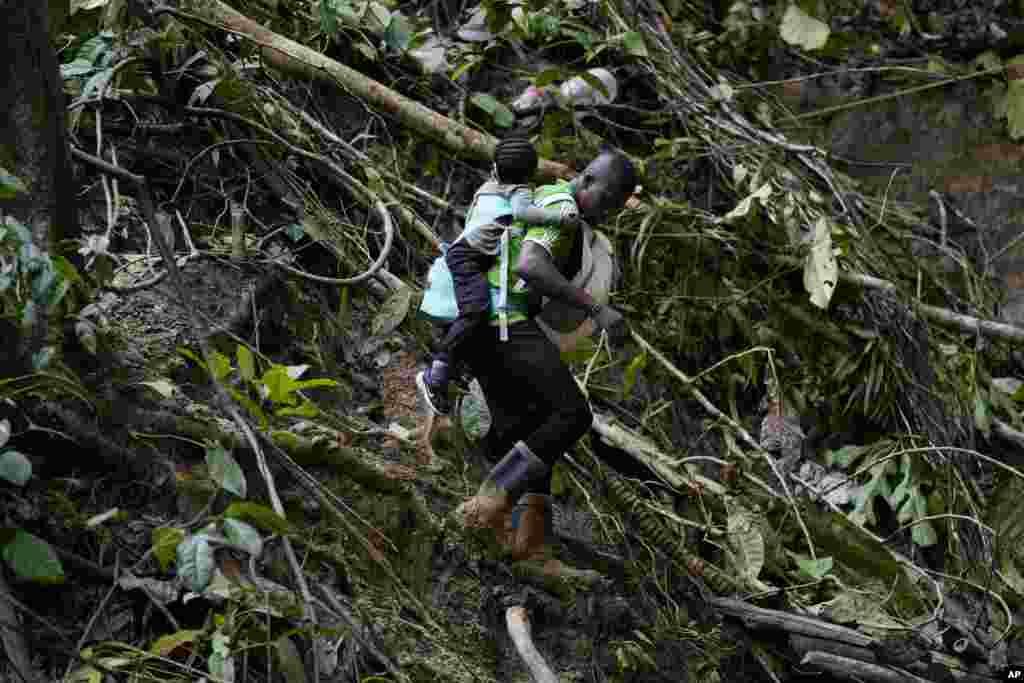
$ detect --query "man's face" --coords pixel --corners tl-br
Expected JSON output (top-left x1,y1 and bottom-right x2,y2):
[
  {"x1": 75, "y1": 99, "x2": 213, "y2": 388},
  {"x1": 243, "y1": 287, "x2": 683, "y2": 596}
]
[{"x1": 576, "y1": 155, "x2": 629, "y2": 222}]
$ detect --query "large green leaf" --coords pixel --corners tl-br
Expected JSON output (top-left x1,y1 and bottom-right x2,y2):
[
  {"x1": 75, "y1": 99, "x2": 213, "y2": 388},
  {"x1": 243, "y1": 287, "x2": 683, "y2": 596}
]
[
  {"x1": 1000, "y1": 56, "x2": 1024, "y2": 140},
  {"x1": 470, "y1": 93, "x2": 515, "y2": 128},
  {"x1": 225, "y1": 501, "x2": 293, "y2": 535},
  {"x1": 223, "y1": 518, "x2": 263, "y2": 556},
  {"x1": 260, "y1": 366, "x2": 298, "y2": 405},
  {"x1": 206, "y1": 445, "x2": 247, "y2": 498},
  {"x1": 796, "y1": 555, "x2": 834, "y2": 580},
  {"x1": 1, "y1": 530, "x2": 64, "y2": 584},
  {"x1": 779, "y1": 4, "x2": 830, "y2": 51},
  {"x1": 176, "y1": 533, "x2": 215, "y2": 592},
  {"x1": 804, "y1": 217, "x2": 838, "y2": 310},
  {"x1": 152, "y1": 527, "x2": 185, "y2": 572},
  {"x1": 371, "y1": 285, "x2": 412, "y2": 337},
  {"x1": 383, "y1": 12, "x2": 413, "y2": 51},
  {"x1": 621, "y1": 31, "x2": 648, "y2": 57},
  {"x1": 236, "y1": 345, "x2": 255, "y2": 382},
  {"x1": 0, "y1": 451, "x2": 32, "y2": 486}
]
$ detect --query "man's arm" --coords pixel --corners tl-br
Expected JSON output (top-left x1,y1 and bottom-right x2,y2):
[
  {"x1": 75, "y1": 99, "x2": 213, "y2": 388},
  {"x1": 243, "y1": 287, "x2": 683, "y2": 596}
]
[{"x1": 515, "y1": 241, "x2": 596, "y2": 313}]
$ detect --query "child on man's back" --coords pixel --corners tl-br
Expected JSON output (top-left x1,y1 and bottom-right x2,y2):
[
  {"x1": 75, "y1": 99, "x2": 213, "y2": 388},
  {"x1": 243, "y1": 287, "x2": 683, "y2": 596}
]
[{"x1": 417, "y1": 136, "x2": 579, "y2": 415}]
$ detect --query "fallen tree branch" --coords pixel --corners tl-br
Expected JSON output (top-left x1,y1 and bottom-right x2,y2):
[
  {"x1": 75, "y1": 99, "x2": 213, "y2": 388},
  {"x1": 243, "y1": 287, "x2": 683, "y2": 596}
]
[
  {"x1": 505, "y1": 606, "x2": 559, "y2": 683},
  {"x1": 799, "y1": 651, "x2": 930, "y2": 683},
  {"x1": 774, "y1": 255, "x2": 1024, "y2": 344},
  {"x1": 166, "y1": 2, "x2": 575, "y2": 181},
  {"x1": 711, "y1": 597, "x2": 874, "y2": 648}
]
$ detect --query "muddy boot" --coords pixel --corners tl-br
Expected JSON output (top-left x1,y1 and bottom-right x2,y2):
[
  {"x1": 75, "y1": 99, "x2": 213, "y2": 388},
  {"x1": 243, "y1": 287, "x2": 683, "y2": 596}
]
[
  {"x1": 508, "y1": 494, "x2": 603, "y2": 599},
  {"x1": 452, "y1": 442, "x2": 549, "y2": 552}
]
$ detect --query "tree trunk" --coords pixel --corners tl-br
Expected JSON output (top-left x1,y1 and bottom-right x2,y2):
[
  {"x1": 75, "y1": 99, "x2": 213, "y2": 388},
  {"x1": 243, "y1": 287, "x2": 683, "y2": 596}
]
[{"x1": 0, "y1": 0, "x2": 79, "y2": 371}]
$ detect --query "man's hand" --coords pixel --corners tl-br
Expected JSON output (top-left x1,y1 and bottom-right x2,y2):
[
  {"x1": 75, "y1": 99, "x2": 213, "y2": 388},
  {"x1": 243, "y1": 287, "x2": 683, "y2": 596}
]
[{"x1": 591, "y1": 304, "x2": 627, "y2": 347}]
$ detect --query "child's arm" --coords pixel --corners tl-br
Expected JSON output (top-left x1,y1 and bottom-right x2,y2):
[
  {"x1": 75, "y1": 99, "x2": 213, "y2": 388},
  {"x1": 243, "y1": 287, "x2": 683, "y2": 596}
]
[{"x1": 509, "y1": 187, "x2": 577, "y2": 226}]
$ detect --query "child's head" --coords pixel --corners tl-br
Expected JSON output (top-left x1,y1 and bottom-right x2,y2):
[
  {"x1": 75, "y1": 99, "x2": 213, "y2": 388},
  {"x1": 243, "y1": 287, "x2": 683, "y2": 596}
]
[{"x1": 493, "y1": 136, "x2": 538, "y2": 185}]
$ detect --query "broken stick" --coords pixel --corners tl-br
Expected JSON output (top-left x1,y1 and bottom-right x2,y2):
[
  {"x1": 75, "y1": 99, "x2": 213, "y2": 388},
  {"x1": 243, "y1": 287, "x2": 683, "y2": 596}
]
[{"x1": 506, "y1": 606, "x2": 559, "y2": 683}]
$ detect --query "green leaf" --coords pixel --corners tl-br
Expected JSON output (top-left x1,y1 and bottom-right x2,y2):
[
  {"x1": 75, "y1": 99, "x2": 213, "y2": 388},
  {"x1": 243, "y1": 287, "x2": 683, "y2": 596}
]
[
  {"x1": 208, "y1": 650, "x2": 235, "y2": 682},
  {"x1": 492, "y1": 102, "x2": 515, "y2": 128},
  {"x1": 152, "y1": 527, "x2": 185, "y2": 572},
  {"x1": 622, "y1": 350, "x2": 648, "y2": 399},
  {"x1": 1004, "y1": 56, "x2": 1024, "y2": 140},
  {"x1": 1, "y1": 530, "x2": 64, "y2": 584},
  {"x1": 779, "y1": 3, "x2": 830, "y2": 51},
  {"x1": 471, "y1": 92, "x2": 498, "y2": 114},
  {"x1": 150, "y1": 629, "x2": 202, "y2": 657},
  {"x1": 206, "y1": 445, "x2": 247, "y2": 498},
  {"x1": 850, "y1": 464, "x2": 891, "y2": 527},
  {"x1": 319, "y1": 0, "x2": 337, "y2": 35},
  {"x1": 470, "y1": 93, "x2": 516, "y2": 128},
  {"x1": 371, "y1": 285, "x2": 413, "y2": 337},
  {"x1": 804, "y1": 217, "x2": 838, "y2": 310},
  {"x1": 176, "y1": 533, "x2": 214, "y2": 592},
  {"x1": 31, "y1": 346, "x2": 54, "y2": 370},
  {"x1": 274, "y1": 398, "x2": 320, "y2": 418},
  {"x1": 292, "y1": 378, "x2": 337, "y2": 390},
  {"x1": 140, "y1": 379, "x2": 177, "y2": 399},
  {"x1": 383, "y1": 12, "x2": 413, "y2": 51},
  {"x1": 225, "y1": 501, "x2": 292, "y2": 535},
  {"x1": 887, "y1": 454, "x2": 913, "y2": 510},
  {"x1": 260, "y1": 366, "x2": 297, "y2": 405},
  {"x1": 355, "y1": 40, "x2": 378, "y2": 61},
  {"x1": 236, "y1": 345, "x2": 255, "y2": 382},
  {"x1": 974, "y1": 394, "x2": 992, "y2": 439},
  {"x1": 207, "y1": 350, "x2": 232, "y2": 382},
  {"x1": 535, "y1": 68, "x2": 566, "y2": 87},
  {"x1": 5, "y1": 216, "x2": 31, "y2": 244},
  {"x1": 796, "y1": 555, "x2": 833, "y2": 579},
  {"x1": 724, "y1": 182, "x2": 772, "y2": 222},
  {"x1": 910, "y1": 494, "x2": 938, "y2": 547},
  {"x1": 621, "y1": 31, "x2": 648, "y2": 57},
  {"x1": 824, "y1": 444, "x2": 869, "y2": 469},
  {"x1": 550, "y1": 462, "x2": 566, "y2": 497},
  {"x1": 0, "y1": 166, "x2": 27, "y2": 200},
  {"x1": 274, "y1": 636, "x2": 308, "y2": 683},
  {"x1": 223, "y1": 518, "x2": 263, "y2": 556},
  {"x1": 574, "y1": 30, "x2": 594, "y2": 51},
  {"x1": 229, "y1": 388, "x2": 268, "y2": 429},
  {"x1": 0, "y1": 451, "x2": 32, "y2": 486}
]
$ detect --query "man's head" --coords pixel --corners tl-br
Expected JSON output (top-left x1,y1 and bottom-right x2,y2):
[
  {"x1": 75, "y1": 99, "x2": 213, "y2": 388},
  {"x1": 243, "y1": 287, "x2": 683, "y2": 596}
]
[
  {"x1": 574, "y1": 147, "x2": 637, "y2": 221},
  {"x1": 493, "y1": 136, "x2": 539, "y2": 185}
]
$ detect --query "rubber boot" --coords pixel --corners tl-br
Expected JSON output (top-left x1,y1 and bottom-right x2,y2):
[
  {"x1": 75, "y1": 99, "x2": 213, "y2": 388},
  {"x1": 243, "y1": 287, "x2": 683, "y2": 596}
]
[
  {"x1": 508, "y1": 494, "x2": 602, "y2": 598},
  {"x1": 453, "y1": 442, "x2": 549, "y2": 549}
]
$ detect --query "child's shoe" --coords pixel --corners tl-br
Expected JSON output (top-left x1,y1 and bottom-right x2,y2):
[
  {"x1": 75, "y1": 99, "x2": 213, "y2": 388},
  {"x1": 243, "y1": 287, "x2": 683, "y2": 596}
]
[{"x1": 416, "y1": 360, "x2": 452, "y2": 415}]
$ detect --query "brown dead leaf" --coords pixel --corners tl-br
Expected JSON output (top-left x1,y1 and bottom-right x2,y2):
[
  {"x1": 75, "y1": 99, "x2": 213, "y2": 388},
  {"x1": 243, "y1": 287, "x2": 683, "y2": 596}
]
[
  {"x1": 1009, "y1": 63, "x2": 1024, "y2": 82},
  {"x1": 972, "y1": 143, "x2": 1024, "y2": 163},
  {"x1": 942, "y1": 175, "x2": 993, "y2": 194},
  {"x1": 366, "y1": 528, "x2": 388, "y2": 564},
  {"x1": 1006, "y1": 272, "x2": 1024, "y2": 289},
  {"x1": 877, "y1": 0, "x2": 898, "y2": 18}
]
